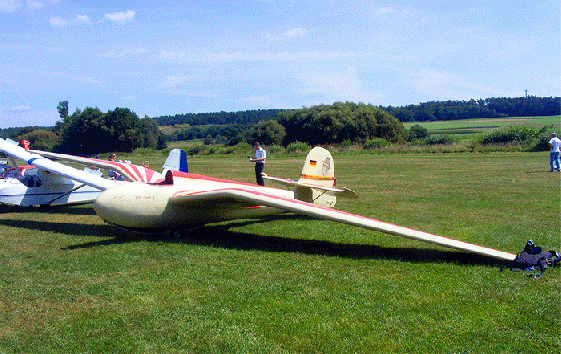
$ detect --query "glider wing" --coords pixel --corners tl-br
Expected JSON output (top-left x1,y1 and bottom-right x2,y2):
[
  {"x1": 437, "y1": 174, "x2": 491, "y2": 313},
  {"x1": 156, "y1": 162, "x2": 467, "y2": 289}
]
[
  {"x1": 170, "y1": 187, "x2": 516, "y2": 261},
  {"x1": 0, "y1": 139, "x2": 116, "y2": 190},
  {"x1": 30, "y1": 150, "x2": 163, "y2": 183}
]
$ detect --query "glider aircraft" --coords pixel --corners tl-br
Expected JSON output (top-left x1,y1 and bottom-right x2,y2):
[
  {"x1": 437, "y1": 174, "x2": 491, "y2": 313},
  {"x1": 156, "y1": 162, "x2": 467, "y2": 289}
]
[
  {"x1": 0, "y1": 139, "x2": 187, "y2": 207},
  {"x1": 0, "y1": 138, "x2": 516, "y2": 262}
]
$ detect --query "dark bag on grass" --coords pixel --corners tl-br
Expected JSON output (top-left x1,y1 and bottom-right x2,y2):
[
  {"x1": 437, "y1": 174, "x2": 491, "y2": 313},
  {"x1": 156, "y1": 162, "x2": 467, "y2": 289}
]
[{"x1": 503, "y1": 240, "x2": 560, "y2": 279}]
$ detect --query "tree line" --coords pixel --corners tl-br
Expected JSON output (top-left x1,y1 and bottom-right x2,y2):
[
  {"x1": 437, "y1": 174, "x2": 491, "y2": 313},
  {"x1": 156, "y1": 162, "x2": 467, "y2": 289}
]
[
  {"x1": 154, "y1": 109, "x2": 284, "y2": 127},
  {"x1": 151, "y1": 97, "x2": 559, "y2": 126},
  {"x1": 0, "y1": 96, "x2": 558, "y2": 154},
  {"x1": 383, "y1": 96, "x2": 560, "y2": 122},
  {"x1": 164, "y1": 102, "x2": 405, "y2": 147}
]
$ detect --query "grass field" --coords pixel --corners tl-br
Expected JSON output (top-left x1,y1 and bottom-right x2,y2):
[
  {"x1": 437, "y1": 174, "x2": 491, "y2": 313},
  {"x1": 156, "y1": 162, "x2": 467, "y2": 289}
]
[
  {"x1": 1, "y1": 152, "x2": 559, "y2": 353},
  {"x1": 403, "y1": 115, "x2": 561, "y2": 141}
]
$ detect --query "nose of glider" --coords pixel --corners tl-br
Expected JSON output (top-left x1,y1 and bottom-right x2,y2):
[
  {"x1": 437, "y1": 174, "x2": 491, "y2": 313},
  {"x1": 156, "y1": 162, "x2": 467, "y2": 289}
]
[
  {"x1": 93, "y1": 183, "x2": 146, "y2": 228},
  {"x1": 93, "y1": 187, "x2": 123, "y2": 225},
  {"x1": 93, "y1": 182, "x2": 171, "y2": 229}
]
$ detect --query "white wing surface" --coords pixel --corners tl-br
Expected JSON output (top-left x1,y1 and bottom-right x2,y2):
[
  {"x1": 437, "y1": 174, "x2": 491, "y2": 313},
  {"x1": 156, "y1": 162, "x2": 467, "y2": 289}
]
[
  {"x1": 30, "y1": 150, "x2": 163, "y2": 183},
  {"x1": 170, "y1": 187, "x2": 517, "y2": 261},
  {"x1": 0, "y1": 139, "x2": 116, "y2": 190}
]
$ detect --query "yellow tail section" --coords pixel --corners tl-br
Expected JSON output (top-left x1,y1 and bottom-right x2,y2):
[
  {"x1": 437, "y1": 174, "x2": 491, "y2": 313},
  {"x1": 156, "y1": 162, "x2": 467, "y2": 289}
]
[{"x1": 294, "y1": 147, "x2": 337, "y2": 207}]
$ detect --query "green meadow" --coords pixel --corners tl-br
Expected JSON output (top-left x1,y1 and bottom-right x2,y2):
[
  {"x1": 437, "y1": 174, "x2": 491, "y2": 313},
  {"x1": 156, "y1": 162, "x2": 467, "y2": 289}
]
[
  {"x1": 1, "y1": 152, "x2": 559, "y2": 353},
  {"x1": 403, "y1": 115, "x2": 561, "y2": 141}
]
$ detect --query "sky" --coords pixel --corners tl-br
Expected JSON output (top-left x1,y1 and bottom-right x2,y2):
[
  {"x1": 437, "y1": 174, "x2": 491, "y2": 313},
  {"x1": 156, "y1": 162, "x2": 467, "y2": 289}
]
[{"x1": 0, "y1": 0, "x2": 559, "y2": 129}]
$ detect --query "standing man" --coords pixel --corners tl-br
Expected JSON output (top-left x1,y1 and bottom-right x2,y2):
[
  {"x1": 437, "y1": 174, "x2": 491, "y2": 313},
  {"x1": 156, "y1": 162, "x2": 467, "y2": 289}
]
[
  {"x1": 250, "y1": 142, "x2": 266, "y2": 185},
  {"x1": 549, "y1": 132, "x2": 561, "y2": 172}
]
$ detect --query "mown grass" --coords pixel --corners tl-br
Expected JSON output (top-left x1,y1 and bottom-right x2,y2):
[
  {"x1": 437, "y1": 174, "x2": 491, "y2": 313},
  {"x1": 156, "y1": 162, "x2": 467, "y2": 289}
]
[{"x1": 0, "y1": 152, "x2": 559, "y2": 353}]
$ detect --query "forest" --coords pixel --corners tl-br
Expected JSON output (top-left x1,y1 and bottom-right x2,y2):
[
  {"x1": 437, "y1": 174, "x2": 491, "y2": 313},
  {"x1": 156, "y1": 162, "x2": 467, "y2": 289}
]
[
  {"x1": 158, "y1": 96, "x2": 560, "y2": 146},
  {"x1": 384, "y1": 96, "x2": 560, "y2": 122},
  {"x1": 0, "y1": 96, "x2": 558, "y2": 155},
  {"x1": 152, "y1": 96, "x2": 560, "y2": 127}
]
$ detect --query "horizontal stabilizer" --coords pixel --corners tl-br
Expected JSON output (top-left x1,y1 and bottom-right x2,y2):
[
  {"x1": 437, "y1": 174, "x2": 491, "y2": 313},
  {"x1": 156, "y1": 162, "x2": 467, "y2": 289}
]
[{"x1": 262, "y1": 174, "x2": 358, "y2": 199}]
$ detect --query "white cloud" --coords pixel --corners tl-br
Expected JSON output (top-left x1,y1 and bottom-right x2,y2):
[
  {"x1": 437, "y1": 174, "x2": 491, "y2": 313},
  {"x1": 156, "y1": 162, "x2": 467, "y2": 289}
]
[
  {"x1": 267, "y1": 27, "x2": 307, "y2": 41},
  {"x1": 159, "y1": 75, "x2": 192, "y2": 88},
  {"x1": 3, "y1": 104, "x2": 32, "y2": 113},
  {"x1": 48, "y1": 16, "x2": 67, "y2": 27},
  {"x1": 74, "y1": 14, "x2": 91, "y2": 24},
  {"x1": 104, "y1": 9, "x2": 135, "y2": 24},
  {"x1": 0, "y1": 0, "x2": 58, "y2": 12},
  {"x1": 48, "y1": 14, "x2": 93, "y2": 27},
  {"x1": 283, "y1": 27, "x2": 306, "y2": 38},
  {"x1": 27, "y1": 0, "x2": 44, "y2": 10},
  {"x1": 0, "y1": 0, "x2": 22, "y2": 13},
  {"x1": 299, "y1": 67, "x2": 384, "y2": 104}
]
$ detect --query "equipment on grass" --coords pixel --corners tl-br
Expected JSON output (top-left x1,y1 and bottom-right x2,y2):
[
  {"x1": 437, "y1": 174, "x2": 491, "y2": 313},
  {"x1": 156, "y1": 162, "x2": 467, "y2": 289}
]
[{"x1": 502, "y1": 240, "x2": 560, "y2": 279}]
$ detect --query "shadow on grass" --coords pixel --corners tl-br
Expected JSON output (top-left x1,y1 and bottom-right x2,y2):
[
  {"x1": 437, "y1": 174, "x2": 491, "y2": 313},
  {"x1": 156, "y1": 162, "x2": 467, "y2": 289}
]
[
  {"x1": 0, "y1": 203, "x2": 96, "y2": 216},
  {"x1": 0, "y1": 213, "x2": 508, "y2": 267}
]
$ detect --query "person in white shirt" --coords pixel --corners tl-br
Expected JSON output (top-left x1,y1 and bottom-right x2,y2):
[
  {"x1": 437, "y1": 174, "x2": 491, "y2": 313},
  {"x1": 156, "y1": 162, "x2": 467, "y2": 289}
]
[
  {"x1": 250, "y1": 142, "x2": 266, "y2": 185},
  {"x1": 548, "y1": 132, "x2": 561, "y2": 172}
]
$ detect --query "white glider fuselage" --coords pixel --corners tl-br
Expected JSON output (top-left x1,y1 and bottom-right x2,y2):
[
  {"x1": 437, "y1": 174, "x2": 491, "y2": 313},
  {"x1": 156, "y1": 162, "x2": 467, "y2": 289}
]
[
  {"x1": 0, "y1": 167, "x2": 109, "y2": 207},
  {"x1": 0, "y1": 178, "x2": 101, "y2": 206},
  {"x1": 94, "y1": 173, "x2": 293, "y2": 230}
]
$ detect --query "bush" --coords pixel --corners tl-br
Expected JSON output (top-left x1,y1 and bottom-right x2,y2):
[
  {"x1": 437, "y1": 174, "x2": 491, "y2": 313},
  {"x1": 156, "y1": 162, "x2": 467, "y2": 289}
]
[
  {"x1": 246, "y1": 120, "x2": 286, "y2": 146},
  {"x1": 185, "y1": 145, "x2": 207, "y2": 155},
  {"x1": 363, "y1": 138, "x2": 391, "y2": 149},
  {"x1": 530, "y1": 136, "x2": 552, "y2": 152},
  {"x1": 480, "y1": 126, "x2": 538, "y2": 145},
  {"x1": 286, "y1": 141, "x2": 311, "y2": 153},
  {"x1": 278, "y1": 102, "x2": 406, "y2": 145},
  {"x1": 266, "y1": 145, "x2": 286, "y2": 154},
  {"x1": 422, "y1": 135, "x2": 455, "y2": 145},
  {"x1": 17, "y1": 129, "x2": 58, "y2": 151},
  {"x1": 407, "y1": 124, "x2": 429, "y2": 142}
]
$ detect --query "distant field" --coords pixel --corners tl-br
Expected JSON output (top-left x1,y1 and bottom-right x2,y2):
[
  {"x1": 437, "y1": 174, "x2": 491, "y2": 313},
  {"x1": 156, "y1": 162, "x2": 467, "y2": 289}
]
[
  {"x1": 0, "y1": 152, "x2": 559, "y2": 353},
  {"x1": 162, "y1": 116, "x2": 561, "y2": 146},
  {"x1": 404, "y1": 115, "x2": 561, "y2": 140}
]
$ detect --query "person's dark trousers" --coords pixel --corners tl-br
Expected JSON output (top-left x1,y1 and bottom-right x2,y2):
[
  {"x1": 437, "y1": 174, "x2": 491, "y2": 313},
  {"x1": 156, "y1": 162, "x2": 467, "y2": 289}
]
[{"x1": 255, "y1": 162, "x2": 264, "y2": 186}]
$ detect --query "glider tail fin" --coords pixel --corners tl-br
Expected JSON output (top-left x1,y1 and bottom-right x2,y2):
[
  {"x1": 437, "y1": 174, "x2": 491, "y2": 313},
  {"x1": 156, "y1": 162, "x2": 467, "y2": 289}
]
[
  {"x1": 162, "y1": 149, "x2": 188, "y2": 173},
  {"x1": 294, "y1": 147, "x2": 337, "y2": 207}
]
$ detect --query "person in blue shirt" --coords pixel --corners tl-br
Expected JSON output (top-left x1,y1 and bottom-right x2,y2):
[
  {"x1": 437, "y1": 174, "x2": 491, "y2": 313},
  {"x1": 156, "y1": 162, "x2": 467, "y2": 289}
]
[{"x1": 250, "y1": 142, "x2": 266, "y2": 186}]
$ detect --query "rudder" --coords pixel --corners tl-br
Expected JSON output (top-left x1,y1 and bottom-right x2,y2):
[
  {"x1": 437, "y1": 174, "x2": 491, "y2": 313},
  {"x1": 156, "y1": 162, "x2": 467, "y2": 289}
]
[
  {"x1": 295, "y1": 147, "x2": 337, "y2": 207},
  {"x1": 162, "y1": 149, "x2": 188, "y2": 173}
]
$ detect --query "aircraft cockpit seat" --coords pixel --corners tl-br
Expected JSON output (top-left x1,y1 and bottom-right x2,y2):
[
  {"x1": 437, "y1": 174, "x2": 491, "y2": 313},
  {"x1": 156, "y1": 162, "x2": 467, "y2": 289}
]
[
  {"x1": 162, "y1": 170, "x2": 174, "y2": 185},
  {"x1": 21, "y1": 175, "x2": 42, "y2": 188}
]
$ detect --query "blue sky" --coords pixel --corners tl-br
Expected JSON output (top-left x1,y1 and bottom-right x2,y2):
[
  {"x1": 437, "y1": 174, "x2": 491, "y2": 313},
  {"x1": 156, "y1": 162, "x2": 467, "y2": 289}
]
[{"x1": 1, "y1": 0, "x2": 559, "y2": 129}]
